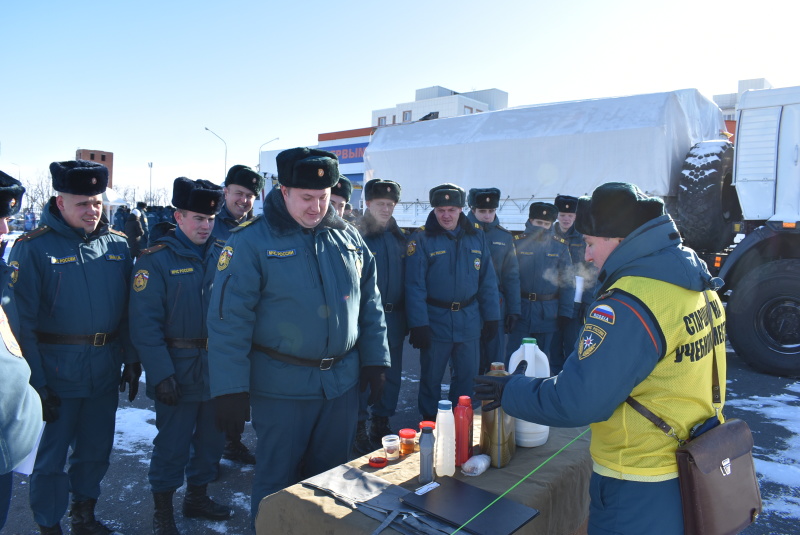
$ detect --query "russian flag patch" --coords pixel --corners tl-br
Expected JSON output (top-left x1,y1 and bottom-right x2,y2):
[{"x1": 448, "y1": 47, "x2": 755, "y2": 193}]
[{"x1": 589, "y1": 304, "x2": 615, "y2": 325}]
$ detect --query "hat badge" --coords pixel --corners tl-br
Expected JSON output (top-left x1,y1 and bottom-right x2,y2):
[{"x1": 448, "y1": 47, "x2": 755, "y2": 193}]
[
  {"x1": 444, "y1": 194, "x2": 450, "y2": 200},
  {"x1": 485, "y1": 196, "x2": 490, "y2": 202},
  {"x1": 10, "y1": 198, "x2": 16, "y2": 207},
  {"x1": 543, "y1": 210, "x2": 548, "y2": 215},
  {"x1": 210, "y1": 200, "x2": 216, "y2": 207},
  {"x1": 317, "y1": 169, "x2": 324, "y2": 177},
  {"x1": 386, "y1": 186, "x2": 391, "y2": 192},
  {"x1": 252, "y1": 177, "x2": 257, "y2": 184},
  {"x1": 91, "y1": 178, "x2": 97, "y2": 184}
]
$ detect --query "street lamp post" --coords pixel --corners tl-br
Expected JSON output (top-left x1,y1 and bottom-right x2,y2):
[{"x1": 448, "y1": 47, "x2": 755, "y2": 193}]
[
  {"x1": 204, "y1": 127, "x2": 228, "y2": 179},
  {"x1": 148, "y1": 162, "x2": 153, "y2": 205},
  {"x1": 257, "y1": 137, "x2": 279, "y2": 171}
]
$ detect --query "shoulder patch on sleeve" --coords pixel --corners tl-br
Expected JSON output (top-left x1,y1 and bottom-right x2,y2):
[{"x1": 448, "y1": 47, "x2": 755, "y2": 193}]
[
  {"x1": 15, "y1": 225, "x2": 51, "y2": 243},
  {"x1": 139, "y1": 243, "x2": 168, "y2": 256},
  {"x1": 407, "y1": 240, "x2": 416, "y2": 256},
  {"x1": 588, "y1": 304, "x2": 615, "y2": 324},
  {"x1": 578, "y1": 324, "x2": 606, "y2": 359}
]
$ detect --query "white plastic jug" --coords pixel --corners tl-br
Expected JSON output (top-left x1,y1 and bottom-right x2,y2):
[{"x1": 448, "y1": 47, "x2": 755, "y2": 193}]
[{"x1": 507, "y1": 338, "x2": 550, "y2": 447}]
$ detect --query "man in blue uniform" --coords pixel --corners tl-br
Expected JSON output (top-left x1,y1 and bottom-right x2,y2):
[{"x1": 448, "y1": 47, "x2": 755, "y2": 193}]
[
  {"x1": 8, "y1": 160, "x2": 140, "y2": 535},
  {"x1": 406, "y1": 183, "x2": 500, "y2": 419},
  {"x1": 329, "y1": 175, "x2": 352, "y2": 218},
  {"x1": 207, "y1": 147, "x2": 390, "y2": 522},
  {"x1": 466, "y1": 188, "x2": 521, "y2": 374},
  {"x1": 507, "y1": 202, "x2": 574, "y2": 373},
  {"x1": 130, "y1": 178, "x2": 231, "y2": 535},
  {"x1": 476, "y1": 183, "x2": 726, "y2": 534},
  {"x1": 552, "y1": 194, "x2": 599, "y2": 364},
  {"x1": 210, "y1": 164, "x2": 265, "y2": 465},
  {"x1": 0, "y1": 172, "x2": 42, "y2": 531},
  {"x1": 353, "y1": 179, "x2": 407, "y2": 452},
  {"x1": 211, "y1": 164, "x2": 265, "y2": 243}
]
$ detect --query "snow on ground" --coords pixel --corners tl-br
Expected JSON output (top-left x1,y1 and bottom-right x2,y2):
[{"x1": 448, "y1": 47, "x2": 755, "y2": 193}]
[
  {"x1": 726, "y1": 381, "x2": 800, "y2": 520},
  {"x1": 114, "y1": 406, "x2": 157, "y2": 463}
]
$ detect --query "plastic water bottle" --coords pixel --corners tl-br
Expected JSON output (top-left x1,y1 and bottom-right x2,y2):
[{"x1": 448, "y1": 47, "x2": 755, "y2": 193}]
[
  {"x1": 434, "y1": 400, "x2": 455, "y2": 477},
  {"x1": 507, "y1": 338, "x2": 551, "y2": 447},
  {"x1": 419, "y1": 426, "x2": 435, "y2": 484},
  {"x1": 454, "y1": 395, "x2": 474, "y2": 466}
]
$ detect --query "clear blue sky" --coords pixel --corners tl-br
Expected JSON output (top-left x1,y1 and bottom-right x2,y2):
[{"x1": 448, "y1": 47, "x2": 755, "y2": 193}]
[{"x1": 1, "y1": 0, "x2": 797, "y2": 196}]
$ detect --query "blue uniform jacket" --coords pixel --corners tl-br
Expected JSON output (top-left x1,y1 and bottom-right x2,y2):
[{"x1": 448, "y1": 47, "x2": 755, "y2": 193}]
[
  {"x1": 210, "y1": 203, "x2": 255, "y2": 242},
  {"x1": 207, "y1": 187, "x2": 390, "y2": 400},
  {"x1": 355, "y1": 211, "x2": 408, "y2": 348},
  {"x1": 7, "y1": 199, "x2": 135, "y2": 397},
  {"x1": 405, "y1": 212, "x2": 500, "y2": 342},
  {"x1": 514, "y1": 222, "x2": 574, "y2": 332},
  {"x1": 555, "y1": 222, "x2": 599, "y2": 306},
  {"x1": 129, "y1": 226, "x2": 224, "y2": 402},
  {"x1": 503, "y1": 215, "x2": 719, "y2": 426},
  {"x1": 467, "y1": 211, "x2": 521, "y2": 317}
]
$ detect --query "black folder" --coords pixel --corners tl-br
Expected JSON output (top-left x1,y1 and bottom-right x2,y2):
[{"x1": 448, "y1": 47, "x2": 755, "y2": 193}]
[{"x1": 400, "y1": 476, "x2": 539, "y2": 535}]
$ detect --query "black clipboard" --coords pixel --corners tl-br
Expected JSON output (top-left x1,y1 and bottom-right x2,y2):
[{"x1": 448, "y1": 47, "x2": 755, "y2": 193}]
[{"x1": 400, "y1": 476, "x2": 539, "y2": 535}]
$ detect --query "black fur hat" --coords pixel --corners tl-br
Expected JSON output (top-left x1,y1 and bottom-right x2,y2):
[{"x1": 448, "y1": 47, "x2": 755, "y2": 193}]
[
  {"x1": 429, "y1": 183, "x2": 465, "y2": 208},
  {"x1": 574, "y1": 182, "x2": 665, "y2": 237},
  {"x1": 0, "y1": 170, "x2": 25, "y2": 218},
  {"x1": 137, "y1": 201, "x2": 147, "y2": 210},
  {"x1": 528, "y1": 202, "x2": 557, "y2": 222},
  {"x1": 364, "y1": 179, "x2": 401, "y2": 203},
  {"x1": 331, "y1": 175, "x2": 352, "y2": 202},
  {"x1": 50, "y1": 160, "x2": 108, "y2": 196},
  {"x1": 554, "y1": 194, "x2": 578, "y2": 214},
  {"x1": 276, "y1": 147, "x2": 339, "y2": 189},
  {"x1": 171, "y1": 177, "x2": 224, "y2": 215},
  {"x1": 225, "y1": 164, "x2": 265, "y2": 195},
  {"x1": 468, "y1": 188, "x2": 500, "y2": 209}
]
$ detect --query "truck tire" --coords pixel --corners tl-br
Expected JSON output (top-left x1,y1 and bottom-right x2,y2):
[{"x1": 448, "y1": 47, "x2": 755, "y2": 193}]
[
  {"x1": 677, "y1": 141, "x2": 740, "y2": 252},
  {"x1": 727, "y1": 259, "x2": 800, "y2": 377}
]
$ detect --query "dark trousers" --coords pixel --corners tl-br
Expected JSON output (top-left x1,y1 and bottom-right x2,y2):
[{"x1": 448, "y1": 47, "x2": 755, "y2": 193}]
[
  {"x1": 149, "y1": 399, "x2": 225, "y2": 493},
  {"x1": 359, "y1": 342, "x2": 404, "y2": 420},
  {"x1": 250, "y1": 387, "x2": 358, "y2": 521},
  {"x1": 479, "y1": 327, "x2": 506, "y2": 375},
  {"x1": 418, "y1": 340, "x2": 479, "y2": 418},
  {"x1": 29, "y1": 390, "x2": 118, "y2": 527},
  {"x1": 1, "y1": 471, "x2": 11, "y2": 529},
  {"x1": 588, "y1": 472, "x2": 684, "y2": 534}
]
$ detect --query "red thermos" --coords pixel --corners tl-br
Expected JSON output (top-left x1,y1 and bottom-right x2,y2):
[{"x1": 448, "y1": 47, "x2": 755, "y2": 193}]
[{"x1": 454, "y1": 395, "x2": 474, "y2": 466}]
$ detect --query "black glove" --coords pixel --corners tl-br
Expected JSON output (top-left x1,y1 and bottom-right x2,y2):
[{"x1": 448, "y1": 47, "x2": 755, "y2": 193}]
[
  {"x1": 119, "y1": 362, "x2": 143, "y2": 402},
  {"x1": 36, "y1": 386, "x2": 61, "y2": 423},
  {"x1": 473, "y1": 360, "x2": 528, "y2": 411},
  {"x1": 154, "y1": 375, "x2": 182, "y2": 406},
  {"x1": 360, "y1": 366, "x2": 388, "y2": 405},
  {"x1": 481, "y1": 320, "x2": 499, "y2": 341},
  {"x1": 214, "y1": 392, "x2": 251, "y2": 436},
  {"x1": 409, "y1": 326, "x2": 432, "y2": 350},
  {"x1": 504, "y1": 314, "x2": 519, "y2": 334},
  {"x1": 557, "y1": 315, "x2": 571, "y2": 330}
]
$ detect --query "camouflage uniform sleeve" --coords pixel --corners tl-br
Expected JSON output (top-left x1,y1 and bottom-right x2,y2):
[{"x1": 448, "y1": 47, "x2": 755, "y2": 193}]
[{"x1": 502, "y1": 291, "x2": 664, "y2": 426}]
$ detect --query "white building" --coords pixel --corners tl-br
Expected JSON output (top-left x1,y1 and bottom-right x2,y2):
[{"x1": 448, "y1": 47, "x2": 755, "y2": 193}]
[{"x1": 371, "y1": 86, "x2": 508, "y2": 126}]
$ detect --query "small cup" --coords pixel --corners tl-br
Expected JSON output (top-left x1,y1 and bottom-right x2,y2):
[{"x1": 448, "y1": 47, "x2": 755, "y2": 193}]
[
  {"x1": 382, "y1": 434, "x2": 400, "y2": 461},
  {"x1": 398, "y1": 428, "x2": 416, "y2": 456}
]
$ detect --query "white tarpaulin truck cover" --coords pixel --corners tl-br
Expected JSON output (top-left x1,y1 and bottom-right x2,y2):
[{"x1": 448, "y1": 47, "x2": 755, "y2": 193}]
[{"x1": 363, "y1": 89, "x2": 725, "y2": 230}]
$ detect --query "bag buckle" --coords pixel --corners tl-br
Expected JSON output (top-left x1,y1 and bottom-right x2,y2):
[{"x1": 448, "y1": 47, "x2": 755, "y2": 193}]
[
  {"x1": 720, "y1": 457, "x2": 732, "y2": 476},
  {"x1": 450, "y1": 302, "x2": 461, "y2": 311},
  {"x1": 319, "y1": 357, "x2": 335, "y2": 371},
  {"x1": 93, "y1": 333, "x2": 107, "y2": 346}
]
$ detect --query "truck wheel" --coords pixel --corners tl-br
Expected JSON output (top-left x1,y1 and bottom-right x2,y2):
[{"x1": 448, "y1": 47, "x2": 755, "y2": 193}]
[
  {"x1": 727, "y1": 260, "x2": 800, "y2": 377},
  {"x1": 677, "y1": 141, "x2": 740, "y2": 252}
]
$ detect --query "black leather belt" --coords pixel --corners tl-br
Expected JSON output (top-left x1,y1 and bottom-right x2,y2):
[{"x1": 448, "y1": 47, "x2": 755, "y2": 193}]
[
  {"x1": 426, "y1": 294, "x2": 477, "y2": 311},
  {"x1": 521, "y1": 292, "x2": 558, "y2": 301},
  {"x1": 36, "y1": 331, "x2": 119, "y2": 347},
  {"x1": 253, "y1": 343, "x2": 344, "y2": 371},
  {"x1": 383, "y1": 303, "x2": 404, "y2": 313},
  {"x1": 165, "y1": 338, "x2": 208, "y2": 349}
]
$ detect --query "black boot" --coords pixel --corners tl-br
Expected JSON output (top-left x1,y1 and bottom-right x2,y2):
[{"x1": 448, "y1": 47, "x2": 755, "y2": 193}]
[
  {"x1": 153, "y1": 491, "x2": 180, "y2": 535},
  {"x1": 222, "y1": 438, "x2": 256, "y2": 465},
  {"x1": 369, "y1": 416, "x2": 392, "y2": 446},
  {"x1": 353, "y1": 420, "x2": 373, "y2": 455},
  {"x1": 69, "y1": 499, "x2": 113, "y2": 535},
  {"x1": 37, "y1": 524, "x2": 63, "y2": 535},
  {"x1": 182, "y1": 484, "x2": 232, "y2": 520}
]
